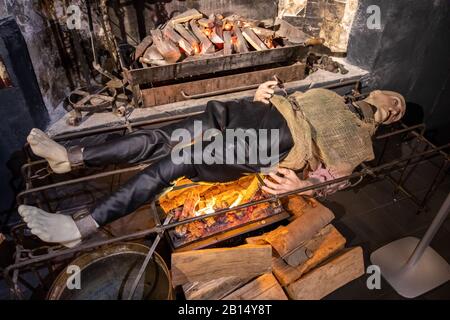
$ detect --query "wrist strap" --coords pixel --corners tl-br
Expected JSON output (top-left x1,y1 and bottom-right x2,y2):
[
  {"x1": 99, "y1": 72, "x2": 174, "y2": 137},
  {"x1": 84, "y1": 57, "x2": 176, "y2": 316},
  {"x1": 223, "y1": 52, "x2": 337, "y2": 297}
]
[{"x1": 72, "y1": 209, "x2": 98, "y2": 238}]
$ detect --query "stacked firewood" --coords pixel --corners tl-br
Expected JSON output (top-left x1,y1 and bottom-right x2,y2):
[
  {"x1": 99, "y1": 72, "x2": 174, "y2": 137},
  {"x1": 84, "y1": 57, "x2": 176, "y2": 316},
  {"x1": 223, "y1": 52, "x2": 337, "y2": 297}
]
[
  {"x1": 134, "y1": 9, "x2": 310, "y2": 67},
  {"x1": 171, "y1": 195, "x2": 365, "y2": 300}
]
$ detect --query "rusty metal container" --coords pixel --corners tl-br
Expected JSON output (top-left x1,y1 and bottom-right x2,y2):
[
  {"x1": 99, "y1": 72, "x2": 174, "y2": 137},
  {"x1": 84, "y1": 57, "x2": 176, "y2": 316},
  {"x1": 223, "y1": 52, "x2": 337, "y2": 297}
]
[{"x1": 47, "y1": 242, "x2": 172, "y2": 300}]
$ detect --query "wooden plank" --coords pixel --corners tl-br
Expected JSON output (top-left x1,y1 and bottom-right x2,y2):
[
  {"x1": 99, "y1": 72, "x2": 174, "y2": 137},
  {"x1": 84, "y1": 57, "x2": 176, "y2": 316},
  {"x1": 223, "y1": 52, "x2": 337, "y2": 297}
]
[
  {"x1": 189, "y1": 20, "x2": 215, "y2": 54},
  {"x1": 223, "y1": 31, "x2": 233, "y2": 56},
  {"x1": 134, "y1": 35, "x2": 152, "y2": 60},
  {"x1": 242, "y1": 28, "x2": 268, "y2": 51},
  {"x1": 173, "y1": 23, "x2": 200, "y2": 53},
  {"x1": 141, "y1": 63, "x2": 305, "y2": 107},
  {"x1": 222, "y1": 273, "x2": 288, "y2": 300},
  {"x1": 127, "y1": 44, "x2": 306, "y2": 84},
  {"x1": 170, "y1": 9, "x2": 203, "y2": 25},
  {"x1": 150, "y1": 29, "x2": 180, "y2": 63},
  {"x1": 198, "y1": 18, "x2": 214, "y2": 28},
  {"x1": 171, "y1": 244, "x2": 272, "y2": 287},
  {"x1": 183, "y1": 276, "x2": 252, "y2": 300},
  {"x1": 233, "y1": 27, "x2": 249, "y2": 53},
  {"x1": 163, "y1": 26, "x2": 195, "y2": 56},
  {"x1": 272, "y1": 224, "x2": 346, "y2": 286},
  {"x1": 286, "y1": 247, "x2": 364, "y2": 300}
]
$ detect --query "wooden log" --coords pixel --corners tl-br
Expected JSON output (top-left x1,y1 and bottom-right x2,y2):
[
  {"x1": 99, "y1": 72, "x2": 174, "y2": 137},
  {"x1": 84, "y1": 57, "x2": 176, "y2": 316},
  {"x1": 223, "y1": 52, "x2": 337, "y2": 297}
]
[
  {"x1": 171, "y1": 244, "x2": 272, "y2": 287},
  {"x1": 198, "y1": 18, "x2": 214, "y2": 28},
  {"x1": 280, "y1": 195, "x2": 309, "y2": 218},
  {"x1": 223, "y1": 31, "x2": 233, "y2": 56},
  {"x1": 189, "y1": 20, "x2": 215, "y2": 54},
  {"x1": 163, "y1": 26, "x2": 195, "y2": 56},
  {"x1": 150, "y1": 29, "x2": 181, "y2": 63},
  {"x1": 222, "y1": 273, "x2": 288, "y2": 300},
  {"x1": 134, "y1": 35, "x2": 152, "y2": 60},
  {"x1": 183, "y1": 276, "x2": 252, "y2": 300},
  {"x1": 286, "y1": 247, "x2": 365, "y2": 300},
  {"x1": 275, "y1": 18, "x2": 309, "y2": 44},
  {"x1": 242, "y1": 28, "x2": 268, "y2": 51},
  {"x1": 261, "y1": 202, "x2": 335, "y2": 258},
  {"x1": 142, "y1": 45, "x2": 163, "y2": 61},
  {"x1": 272, "y1": 225, "x2": 346, "y2": 286},
  {"x1": 170, "y1": 9, "x2": 203, "y2": 25},
  {"x1": 173, "y1": 23, "x2": 200, "y2": 54},
  {"x1": 250, "y1": 26, "x2": 275, "y2": 39},
  {"x1": 233, "y1": 27, "x2": 249, "y2": 53}
]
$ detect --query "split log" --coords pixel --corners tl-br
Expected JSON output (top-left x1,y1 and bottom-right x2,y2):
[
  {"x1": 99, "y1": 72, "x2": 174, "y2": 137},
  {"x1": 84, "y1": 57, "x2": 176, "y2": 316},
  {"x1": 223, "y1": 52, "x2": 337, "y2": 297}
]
[
  {"x1": 222, "y1": 273, "x2": 288, "y2": 300},
  {"x1": 286, "y1": 247, "x2": 364, "y2": 300},
  {"x1": 142, "y1": 45, "x2": 163, "y2": 61},
  {"x1": 171, "y1": 244, "x2": 272, "y2": 286},
  {"x1": 254, "y1": 201, "x2": 335, "y2": 259},
  {"x1": 223, "y1": 31, "x2": 233, "y2": 56},
  {"x1": 150, "y1": 29, "x2": 181, "y2": 63},
  {"x1": 242, "y1": 28, "x2": 268, "y2": 51},
  {"x1": 275, "y1": 18, "x2": 309, "y2": 44},
  {"x1": 183, "y1": 276, "x2": 252, "y2": 300},
  {"x1": 173, "y1": 23, "x2": 200, "y2": 53},
  {"x1": 163, "y1": 26, "x2": 195, "y2": 55},
  {"x1": 198, "y1": 18, "x2": 214, "y2": 28},
  {"x1": 250, "y1": 26, "x2": 275, "y2": 39},
  {"x1": 189, "y1": 20, "x2": 215, "y2": 54},
  {"x1": 272, "y1": 225, "x2": 346, "y2": 286},
  {"x1": 233, "y1": 27, "x2": 249, "y2": 53},
  {"x1": 170, "y1": 9, "x2": 203, "y2": 25},
  {"x1": 134, "y1": 35, "x2": 153, "y2": 60}
]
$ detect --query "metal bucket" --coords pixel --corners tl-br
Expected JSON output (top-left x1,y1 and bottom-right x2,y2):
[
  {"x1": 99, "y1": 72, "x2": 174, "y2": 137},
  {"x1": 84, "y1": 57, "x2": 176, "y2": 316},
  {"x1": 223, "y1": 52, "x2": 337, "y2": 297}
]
[{"x1": 47, "y1": 242, "x2": 172, "y2": 300}]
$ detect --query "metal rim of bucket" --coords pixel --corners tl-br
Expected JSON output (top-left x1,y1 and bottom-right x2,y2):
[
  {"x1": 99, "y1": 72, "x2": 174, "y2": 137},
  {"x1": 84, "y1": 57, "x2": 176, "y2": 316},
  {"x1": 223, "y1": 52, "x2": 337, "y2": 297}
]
[{"x1": 47, "y1": 242, "x2": 172, "y2": 300}]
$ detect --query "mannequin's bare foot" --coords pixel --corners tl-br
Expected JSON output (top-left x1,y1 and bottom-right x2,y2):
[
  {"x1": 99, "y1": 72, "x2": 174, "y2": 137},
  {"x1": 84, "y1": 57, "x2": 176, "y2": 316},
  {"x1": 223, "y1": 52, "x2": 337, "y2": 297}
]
[
  {"x1": 18, "y1": 205, "x2": 82, "y2": 248},
  {"x1": 27, "y1": 128, "x2": 71, "y2": 174}
]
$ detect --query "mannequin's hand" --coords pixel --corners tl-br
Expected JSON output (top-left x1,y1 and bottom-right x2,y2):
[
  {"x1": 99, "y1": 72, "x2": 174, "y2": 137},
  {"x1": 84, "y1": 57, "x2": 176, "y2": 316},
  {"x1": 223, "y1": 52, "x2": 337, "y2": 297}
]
[
  {"x1": 254, "y1": 80, "x2": 278, "y2": 104},
  {"x1": 262, "y1": 167, "x2": 313, "y2": 195}
]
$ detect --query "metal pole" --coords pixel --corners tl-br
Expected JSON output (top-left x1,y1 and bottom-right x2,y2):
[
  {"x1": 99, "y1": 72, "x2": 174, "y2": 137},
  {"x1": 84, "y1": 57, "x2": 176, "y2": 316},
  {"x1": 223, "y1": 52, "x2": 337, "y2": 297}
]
[{"x1": 407, "y1": 192, "x2": 450, "y2": 267}]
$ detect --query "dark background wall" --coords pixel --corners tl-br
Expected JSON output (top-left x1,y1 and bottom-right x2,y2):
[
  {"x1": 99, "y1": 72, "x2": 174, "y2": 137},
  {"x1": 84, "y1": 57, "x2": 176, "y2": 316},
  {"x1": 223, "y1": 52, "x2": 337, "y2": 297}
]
[
  {"x1": 0, "y1": 17, "x2": 49, "y2": 228},
  {"x1": 347, "y1": 0, "x2": 450, "y2": 144}
]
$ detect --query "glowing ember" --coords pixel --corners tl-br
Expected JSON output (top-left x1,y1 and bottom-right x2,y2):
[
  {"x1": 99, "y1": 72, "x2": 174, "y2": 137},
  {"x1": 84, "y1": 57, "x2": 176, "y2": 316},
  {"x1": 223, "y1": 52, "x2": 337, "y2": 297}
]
[
  {"x1": 224, "y1": 23, "x2": 232, "y2": 31},
  {"x1": 159, "y1": 175, "x2": 274, "y2": 243},
  {"x1": 203, "y1": 28, "x2": 212, "y2": 37}
]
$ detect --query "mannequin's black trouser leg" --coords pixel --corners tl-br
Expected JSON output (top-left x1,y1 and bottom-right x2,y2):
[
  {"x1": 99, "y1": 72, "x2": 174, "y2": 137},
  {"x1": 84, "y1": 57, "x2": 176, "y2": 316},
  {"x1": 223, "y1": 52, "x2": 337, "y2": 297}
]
[
  {"x1": 90, "y1": 153, "x2": 197, "y2": 226},
  {"x1": 82, "y1": 103, "x2": 228, "y2": 167}
]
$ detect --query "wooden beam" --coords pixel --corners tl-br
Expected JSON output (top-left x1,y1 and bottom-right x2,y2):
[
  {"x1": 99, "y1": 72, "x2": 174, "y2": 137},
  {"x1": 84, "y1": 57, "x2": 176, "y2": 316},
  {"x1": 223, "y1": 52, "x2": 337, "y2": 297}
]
[
  {"x1": 170, "y1": 9, "x2": 203, "y2": 25},
  {"x1": 286, "y1": 247, "x2": 365, "y2": 300},
  {"x1": 171, "y1": 244, "x2": 272, "y2": 287},
  {"x1": 223, "y1": 31, "x2": 233, "y2": 56},
  {"x1": 233, "y1": 27, "x2": 249, "y2": 53},
  {"x1": 163, "y1": 26, "x2": 195, "y2": 56},
  {"x1": 183, "y1": 276, "x2": 252, "y2": 300},
  {"x1": 149, "y1": 29, "x2": 181, "y2": 63},
  {"x1": 272, "y1": 224, "x2": 346, "y2": 286},
  {"x1": 242, "y1": 28, "x2": 268, "y2": 51},
  {"x1": 141, "y1": 63, "x2": 305, "y2": 107},
  {"x1": 222, "y1": 273, "x2": 288, "y2": 300},
  {"x1": 189, "y1": 20, "x2": 215, "y2": 54}
]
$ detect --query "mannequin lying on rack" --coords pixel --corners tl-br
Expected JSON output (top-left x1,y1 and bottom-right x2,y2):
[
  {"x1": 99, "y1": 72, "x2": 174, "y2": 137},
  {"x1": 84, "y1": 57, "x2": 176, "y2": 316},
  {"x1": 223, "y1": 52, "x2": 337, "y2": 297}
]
[{"x1": 19, "y1": 81, "x2": 406, "y2": 247}]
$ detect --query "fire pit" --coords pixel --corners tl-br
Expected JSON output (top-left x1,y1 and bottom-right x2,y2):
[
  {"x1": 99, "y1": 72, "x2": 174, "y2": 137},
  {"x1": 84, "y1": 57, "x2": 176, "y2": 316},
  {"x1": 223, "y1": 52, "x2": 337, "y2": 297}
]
[{"x1": 158, "y1": 175, "x2": 289, "y2": 251}]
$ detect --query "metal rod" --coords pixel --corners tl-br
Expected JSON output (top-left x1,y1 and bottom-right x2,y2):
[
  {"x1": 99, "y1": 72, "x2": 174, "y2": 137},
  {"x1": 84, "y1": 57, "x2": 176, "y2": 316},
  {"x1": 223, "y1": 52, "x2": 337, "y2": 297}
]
[
  {"x1": 407, "y1": 192, "x2": 450, "y2": 267},
  {"x1": 126, "y1": 214, "x2": 172, "y2": 300}
]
